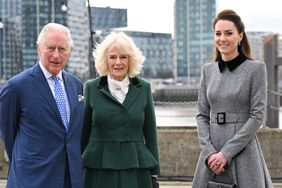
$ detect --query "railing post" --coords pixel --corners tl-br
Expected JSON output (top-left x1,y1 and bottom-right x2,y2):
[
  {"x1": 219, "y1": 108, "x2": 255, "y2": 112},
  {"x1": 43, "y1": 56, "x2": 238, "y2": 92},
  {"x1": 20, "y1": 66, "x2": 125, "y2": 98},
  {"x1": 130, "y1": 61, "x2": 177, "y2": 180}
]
[{"x1": 264, "y1": 34, "x2": 279, "y2": 128}]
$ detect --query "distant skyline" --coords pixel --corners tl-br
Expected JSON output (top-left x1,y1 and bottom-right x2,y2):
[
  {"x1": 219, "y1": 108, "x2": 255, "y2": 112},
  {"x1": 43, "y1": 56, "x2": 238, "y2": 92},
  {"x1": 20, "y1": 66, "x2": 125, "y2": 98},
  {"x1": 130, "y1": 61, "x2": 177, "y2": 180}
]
[{"x1": 90, "y1": 0, "x2": 282, "y2": 34}]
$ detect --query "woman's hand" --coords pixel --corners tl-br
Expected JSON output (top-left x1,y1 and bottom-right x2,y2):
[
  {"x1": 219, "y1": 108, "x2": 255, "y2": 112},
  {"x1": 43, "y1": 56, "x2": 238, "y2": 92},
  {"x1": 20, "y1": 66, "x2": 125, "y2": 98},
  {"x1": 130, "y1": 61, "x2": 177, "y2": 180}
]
[{"x1": 207, "y1": 152, "x2": 228, "y2": 174}]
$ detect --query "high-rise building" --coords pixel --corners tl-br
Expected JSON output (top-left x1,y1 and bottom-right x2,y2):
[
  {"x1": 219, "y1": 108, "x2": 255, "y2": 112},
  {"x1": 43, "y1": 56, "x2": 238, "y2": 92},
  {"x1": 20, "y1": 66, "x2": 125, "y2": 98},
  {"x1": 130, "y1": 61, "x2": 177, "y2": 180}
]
[
  {"x1": 247, "y1": 31, "x2": 273, "y2": 62},
  {"x1": 21, "y1": 0, "x2": 69, "y2": 70},
  {"x1": 174, "y1": 0, "x2": 216, "y2": 85},
  {"x1": 89, "y1": 6, "x2": 128, "y2": 79},
  {"x1": 64, "y1": 0, "x2": 90, "y2": 81},
  {"x1": 0, "y1": 0, "x2": 90, "y2": 81},
  {"x1": 278, "y1": 35, "x2": 282, "y2": 58},
  {"x1": 112, "y1": 29, "x2": 173, "y2": 79},
  {"x1": 0, "y1": 0, "x2": 21, "y2": 81},
  {"x1": 90, "y1": 7, "x2": 127, "y2": 31}
]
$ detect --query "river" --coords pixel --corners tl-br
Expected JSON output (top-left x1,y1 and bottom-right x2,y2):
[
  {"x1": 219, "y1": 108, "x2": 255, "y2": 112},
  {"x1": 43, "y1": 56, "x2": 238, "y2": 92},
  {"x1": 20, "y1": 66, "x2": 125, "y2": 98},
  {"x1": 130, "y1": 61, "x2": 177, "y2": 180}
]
[
  {"x1": 155, "y1": 103, "x2": 282, "y2": 129},
  {"x1": 155, "y1": 103, "x2": 197, "y2": 127}
]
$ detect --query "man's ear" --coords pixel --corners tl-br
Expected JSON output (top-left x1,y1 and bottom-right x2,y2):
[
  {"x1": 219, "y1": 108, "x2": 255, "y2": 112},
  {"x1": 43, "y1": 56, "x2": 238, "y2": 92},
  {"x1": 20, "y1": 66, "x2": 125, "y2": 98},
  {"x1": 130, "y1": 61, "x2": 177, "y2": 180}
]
[
  {"x1": 37, "y1": 44, "x2": 41, "y2": 52},
  {"x1": 37, "y1": 44, "x2": 42, "y2": 57}
]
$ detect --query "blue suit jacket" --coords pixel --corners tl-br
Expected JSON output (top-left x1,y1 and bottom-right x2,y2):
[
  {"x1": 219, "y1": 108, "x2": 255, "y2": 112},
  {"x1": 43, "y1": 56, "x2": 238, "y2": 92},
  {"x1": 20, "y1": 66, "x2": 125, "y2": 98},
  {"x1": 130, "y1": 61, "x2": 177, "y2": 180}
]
[{"x1": 0, "y1": 64, "x2": 84, "y2": 188}]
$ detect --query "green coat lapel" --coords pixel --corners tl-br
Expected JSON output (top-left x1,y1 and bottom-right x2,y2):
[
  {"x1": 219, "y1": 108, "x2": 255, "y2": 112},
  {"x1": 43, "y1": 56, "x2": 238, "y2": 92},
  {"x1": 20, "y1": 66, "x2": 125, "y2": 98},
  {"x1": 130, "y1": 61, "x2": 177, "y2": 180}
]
[
  {"x1": 123, "y1": 77, "x2": 142, "y2": 109},
  {"x1": 97, "y1": 76, "x2": 142, "y2": 109},
  {"x1": 97, "y1": 76, "x2": 120, "y2": 105}
]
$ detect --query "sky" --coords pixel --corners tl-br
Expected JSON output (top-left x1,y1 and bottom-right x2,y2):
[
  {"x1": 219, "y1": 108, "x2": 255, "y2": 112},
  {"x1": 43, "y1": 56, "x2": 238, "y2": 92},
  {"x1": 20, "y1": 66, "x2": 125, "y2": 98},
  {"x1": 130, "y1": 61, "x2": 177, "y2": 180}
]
[{"x1": 89, "y1": 0, "x2": 282, "y2": 34}]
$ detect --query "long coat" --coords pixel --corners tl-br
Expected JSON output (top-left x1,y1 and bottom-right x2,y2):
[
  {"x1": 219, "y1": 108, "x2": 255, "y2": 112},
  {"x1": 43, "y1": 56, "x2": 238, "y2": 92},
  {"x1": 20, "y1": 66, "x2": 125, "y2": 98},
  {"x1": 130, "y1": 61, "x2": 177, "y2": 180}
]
[
  {"x1": 0, "y1": 64, "x2": 84, "y2": 188},
  {"x1": 81, "y1": 76, "x2": 160, "y2": 185},
  {"x1": 192, "y1": 60, "x2": 272, "y2": 188}
]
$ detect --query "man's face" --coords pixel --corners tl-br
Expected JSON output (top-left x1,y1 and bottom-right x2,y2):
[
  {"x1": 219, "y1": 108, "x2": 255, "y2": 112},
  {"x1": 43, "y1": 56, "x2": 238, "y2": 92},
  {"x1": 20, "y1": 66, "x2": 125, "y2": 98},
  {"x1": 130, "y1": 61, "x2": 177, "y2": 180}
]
[{"x1": 37, "y1": 29, "x2": 72, "y2": 75}]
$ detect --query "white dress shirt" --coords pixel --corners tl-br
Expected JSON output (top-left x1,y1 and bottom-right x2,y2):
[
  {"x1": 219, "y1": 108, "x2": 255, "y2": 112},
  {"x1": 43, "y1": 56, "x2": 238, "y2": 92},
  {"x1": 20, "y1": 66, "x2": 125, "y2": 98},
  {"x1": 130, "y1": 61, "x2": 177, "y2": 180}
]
[
  {"x1": 107, "y1": 74, "x2": 130, "y2": 104},
  {"x1": 39, "y1": 62, "x2": 70, "y2": 122}
]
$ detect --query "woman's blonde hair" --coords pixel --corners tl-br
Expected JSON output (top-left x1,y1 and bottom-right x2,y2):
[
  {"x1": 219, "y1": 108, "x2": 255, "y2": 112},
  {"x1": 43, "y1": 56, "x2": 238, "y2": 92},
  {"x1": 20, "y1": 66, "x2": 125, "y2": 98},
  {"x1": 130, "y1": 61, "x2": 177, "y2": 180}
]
[{"x1": 94, "y1": 32, "x2": 145, "y2": 77}]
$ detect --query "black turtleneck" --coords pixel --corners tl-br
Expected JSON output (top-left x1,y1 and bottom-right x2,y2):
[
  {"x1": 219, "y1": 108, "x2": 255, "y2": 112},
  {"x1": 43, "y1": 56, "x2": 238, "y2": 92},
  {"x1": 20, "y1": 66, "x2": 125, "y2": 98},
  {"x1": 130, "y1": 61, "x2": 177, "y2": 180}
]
[{"x1": 218, "y1": 53, "x2": 247, "y2": 73}]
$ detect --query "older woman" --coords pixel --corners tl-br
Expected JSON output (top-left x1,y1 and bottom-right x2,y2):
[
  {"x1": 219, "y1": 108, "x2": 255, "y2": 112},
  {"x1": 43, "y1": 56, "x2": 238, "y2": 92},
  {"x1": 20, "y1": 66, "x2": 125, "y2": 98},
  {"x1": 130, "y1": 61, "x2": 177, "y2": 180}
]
[{"x1": 81, "y1": 32, "x2": 160, "y2": 188}]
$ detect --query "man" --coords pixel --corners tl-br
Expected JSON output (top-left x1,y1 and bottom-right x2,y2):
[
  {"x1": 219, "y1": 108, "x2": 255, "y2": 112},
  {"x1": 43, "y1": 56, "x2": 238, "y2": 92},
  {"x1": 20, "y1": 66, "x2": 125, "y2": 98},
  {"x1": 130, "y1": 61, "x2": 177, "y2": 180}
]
[{"x1": 0, "y1": 23, "x2": 84, "y2": 188}]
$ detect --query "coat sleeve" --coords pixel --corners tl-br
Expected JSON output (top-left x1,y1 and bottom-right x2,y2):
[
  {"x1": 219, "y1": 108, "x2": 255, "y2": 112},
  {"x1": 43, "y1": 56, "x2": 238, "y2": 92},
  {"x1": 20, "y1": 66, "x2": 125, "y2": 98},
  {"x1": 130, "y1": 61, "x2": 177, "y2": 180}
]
[
  {"x1": 81, "y1": 81, "x2": 92, "y2": 153},
  {"x1": 0, "y1": 81, "x2": 20, "y2": 161},
  {"x1": 221, "y1": 63, "x2": 267, "y2": 161},
  {"x1": 196, "y1": 65, "x2": 217, "y2": 161},
  {"x1": 143, "y1": 83, "x2": 160, "y2": 175}
]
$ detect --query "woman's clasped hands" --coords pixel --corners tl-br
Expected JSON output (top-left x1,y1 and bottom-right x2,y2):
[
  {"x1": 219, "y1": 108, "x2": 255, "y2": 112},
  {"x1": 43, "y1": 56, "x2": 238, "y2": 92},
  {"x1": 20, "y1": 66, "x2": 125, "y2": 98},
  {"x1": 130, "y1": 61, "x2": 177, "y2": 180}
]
[{"x1": 207, "y1": 151, "x2": 228, "y2": 175}]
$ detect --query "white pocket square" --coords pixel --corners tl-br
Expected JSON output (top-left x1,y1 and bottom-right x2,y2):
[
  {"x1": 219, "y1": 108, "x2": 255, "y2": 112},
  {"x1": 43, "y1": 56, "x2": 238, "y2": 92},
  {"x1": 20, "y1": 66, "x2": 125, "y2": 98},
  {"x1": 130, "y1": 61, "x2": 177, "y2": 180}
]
[{"x1": 78, "y1": 95, "x2": 84, "y2": 102}]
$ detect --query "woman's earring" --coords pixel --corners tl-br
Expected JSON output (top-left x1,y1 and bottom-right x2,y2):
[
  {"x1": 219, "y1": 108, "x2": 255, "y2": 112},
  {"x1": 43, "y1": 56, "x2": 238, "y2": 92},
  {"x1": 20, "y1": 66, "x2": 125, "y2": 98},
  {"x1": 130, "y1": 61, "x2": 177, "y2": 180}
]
[{"x1": 238, "y1": 41, "x2": 241, "y2": 46}]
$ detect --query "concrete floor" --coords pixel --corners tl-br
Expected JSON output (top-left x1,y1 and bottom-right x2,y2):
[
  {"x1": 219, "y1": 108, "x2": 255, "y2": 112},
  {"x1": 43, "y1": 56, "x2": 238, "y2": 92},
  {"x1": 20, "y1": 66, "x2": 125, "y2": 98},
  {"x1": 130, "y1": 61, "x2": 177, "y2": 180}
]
[
  {"x1": 1, "y1": 180, "x2": 282, "y2": 188},
  {"x1": 0, "y1": 180, "x2": 192, "y2": 188}
]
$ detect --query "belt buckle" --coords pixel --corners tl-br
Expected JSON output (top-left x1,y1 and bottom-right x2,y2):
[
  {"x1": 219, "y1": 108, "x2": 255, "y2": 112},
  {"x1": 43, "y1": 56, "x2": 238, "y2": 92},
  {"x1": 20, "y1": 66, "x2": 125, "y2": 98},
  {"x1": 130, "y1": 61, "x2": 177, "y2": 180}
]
[{"x1": 217, "y1": 112, "x2": 225, "y2": 124}]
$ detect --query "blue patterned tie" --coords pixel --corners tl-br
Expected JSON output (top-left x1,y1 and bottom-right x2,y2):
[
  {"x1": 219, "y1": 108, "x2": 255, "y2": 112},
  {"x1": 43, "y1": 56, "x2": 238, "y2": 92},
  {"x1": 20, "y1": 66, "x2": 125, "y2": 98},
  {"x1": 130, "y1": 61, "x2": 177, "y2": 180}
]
[{"x1": 52, "y1": 76, "x2": 68, "y2": 130}]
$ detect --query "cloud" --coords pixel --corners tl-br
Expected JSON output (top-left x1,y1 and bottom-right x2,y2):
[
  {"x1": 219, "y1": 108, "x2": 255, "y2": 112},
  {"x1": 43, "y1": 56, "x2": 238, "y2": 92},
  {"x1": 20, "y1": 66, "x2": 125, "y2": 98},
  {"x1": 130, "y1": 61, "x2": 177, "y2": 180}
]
[
  {"x1": 91, "y1": 0, "x2": 282, "y2": 34},
  {"x1": 217, "y1": 0, "x2": 282, "y2": 33}
]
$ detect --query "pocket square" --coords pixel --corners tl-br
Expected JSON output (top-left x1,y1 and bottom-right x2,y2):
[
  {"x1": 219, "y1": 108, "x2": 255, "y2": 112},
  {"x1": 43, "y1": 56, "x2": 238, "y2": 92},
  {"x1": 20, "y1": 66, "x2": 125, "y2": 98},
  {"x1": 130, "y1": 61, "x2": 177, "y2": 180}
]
[{"x1": 78, "y1": 95, "x2": 84, "y2": 102}]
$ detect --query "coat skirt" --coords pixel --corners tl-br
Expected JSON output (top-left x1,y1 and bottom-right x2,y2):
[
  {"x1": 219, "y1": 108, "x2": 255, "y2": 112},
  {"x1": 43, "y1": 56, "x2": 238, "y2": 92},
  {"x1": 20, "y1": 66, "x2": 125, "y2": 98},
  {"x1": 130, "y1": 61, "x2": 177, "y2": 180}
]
[{"x1": 83, "y1": 168, "x2": 153, "y2": 188}]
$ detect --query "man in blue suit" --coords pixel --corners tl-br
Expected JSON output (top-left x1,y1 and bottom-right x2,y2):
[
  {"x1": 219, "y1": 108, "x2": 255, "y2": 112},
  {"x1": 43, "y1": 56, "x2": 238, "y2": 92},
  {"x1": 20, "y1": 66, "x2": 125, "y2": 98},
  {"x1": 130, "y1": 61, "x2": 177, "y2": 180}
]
[{"x1": 0, "y1": 23, "x2": 84, "y2": 188}]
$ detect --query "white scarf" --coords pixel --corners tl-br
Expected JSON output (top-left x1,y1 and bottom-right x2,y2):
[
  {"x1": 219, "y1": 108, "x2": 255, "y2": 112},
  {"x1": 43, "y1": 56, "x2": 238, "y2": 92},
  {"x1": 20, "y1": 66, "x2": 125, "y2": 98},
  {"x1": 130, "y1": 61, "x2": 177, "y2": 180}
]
[{"x1": 107, "y1": 74, "x2": 130, "y2": 104}]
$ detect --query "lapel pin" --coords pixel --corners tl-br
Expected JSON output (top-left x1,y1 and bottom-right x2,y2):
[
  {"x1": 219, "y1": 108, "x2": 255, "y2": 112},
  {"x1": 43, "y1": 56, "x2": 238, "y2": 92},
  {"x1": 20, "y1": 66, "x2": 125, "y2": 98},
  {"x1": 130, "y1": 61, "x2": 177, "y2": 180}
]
[{"x1": 78, "y1": 95, "x2": 84, "y2": 102}]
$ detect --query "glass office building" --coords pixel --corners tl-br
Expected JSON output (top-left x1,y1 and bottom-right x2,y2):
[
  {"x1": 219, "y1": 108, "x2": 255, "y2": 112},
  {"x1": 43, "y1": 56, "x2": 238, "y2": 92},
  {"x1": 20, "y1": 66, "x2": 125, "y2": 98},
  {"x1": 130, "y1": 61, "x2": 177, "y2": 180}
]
[
  {"x1": 0, "y1": 0, "x2": 90, "y2": 81},
  {"x1": 91, "y1": 7, "x2": 127, "y2": 31},
  {"x1": 175, "y1": 0, "x2": 215, "y2": 85},
  {"x1": 0, "y1": 0, "x2": 21, "y2": 81},
  {"x1": 121, "y1": 30, "x2": 173, "y2": 79}
]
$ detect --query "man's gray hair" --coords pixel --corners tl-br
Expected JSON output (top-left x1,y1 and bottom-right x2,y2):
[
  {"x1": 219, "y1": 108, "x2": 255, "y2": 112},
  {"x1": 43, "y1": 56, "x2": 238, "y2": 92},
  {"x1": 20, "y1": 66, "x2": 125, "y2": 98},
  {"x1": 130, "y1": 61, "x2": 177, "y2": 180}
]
[{"x1": 37, "y1": 23, "x2": 73, "y2": 49}]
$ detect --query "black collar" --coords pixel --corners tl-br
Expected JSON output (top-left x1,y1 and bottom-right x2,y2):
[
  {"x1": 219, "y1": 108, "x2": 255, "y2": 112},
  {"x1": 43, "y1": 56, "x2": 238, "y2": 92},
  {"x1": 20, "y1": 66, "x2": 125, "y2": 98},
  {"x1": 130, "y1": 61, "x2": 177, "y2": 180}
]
[
  {"x1": 218, "y1": 53, "x2": 247, "y2": 73},
  {"x1": 97, "y1": 76, "x2": 141, "y2": 88}
]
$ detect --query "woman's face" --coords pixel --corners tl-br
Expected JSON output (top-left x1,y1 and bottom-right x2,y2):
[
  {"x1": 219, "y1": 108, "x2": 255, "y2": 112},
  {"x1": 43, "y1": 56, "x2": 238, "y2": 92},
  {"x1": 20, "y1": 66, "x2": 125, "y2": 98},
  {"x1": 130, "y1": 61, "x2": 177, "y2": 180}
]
[
  {"x1": 107, "y1": 45, "x2": 129, "y2": 81},
  {"x1": 214, "y1": 20, "x2": 243, "y2": 61}
]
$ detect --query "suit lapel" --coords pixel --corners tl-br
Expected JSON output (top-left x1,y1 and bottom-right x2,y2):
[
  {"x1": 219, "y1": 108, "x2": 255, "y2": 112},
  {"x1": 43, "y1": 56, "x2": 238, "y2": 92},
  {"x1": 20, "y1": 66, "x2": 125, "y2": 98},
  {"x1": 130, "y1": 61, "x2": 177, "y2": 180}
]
[
  {"x1": 63, "y1": 72, "x2": 76, "y2": 129},
  {"x1": 30, "y1": 64, "x2": 61, "y2": 121}
]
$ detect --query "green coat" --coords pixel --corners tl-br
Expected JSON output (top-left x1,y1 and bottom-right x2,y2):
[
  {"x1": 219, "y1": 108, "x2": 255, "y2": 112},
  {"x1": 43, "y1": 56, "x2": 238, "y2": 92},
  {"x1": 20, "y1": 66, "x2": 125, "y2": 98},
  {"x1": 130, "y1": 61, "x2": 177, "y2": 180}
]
[{"x1": 81, "y1": 76, "x2": 160, "y2": 176}]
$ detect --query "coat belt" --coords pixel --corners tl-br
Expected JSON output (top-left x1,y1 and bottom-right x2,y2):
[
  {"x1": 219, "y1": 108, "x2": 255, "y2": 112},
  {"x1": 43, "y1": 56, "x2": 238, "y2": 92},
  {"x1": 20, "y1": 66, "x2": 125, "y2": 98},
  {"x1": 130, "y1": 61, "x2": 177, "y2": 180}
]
[{"x1": 210, "y1": 113, "x2": 249, "y2": 123}]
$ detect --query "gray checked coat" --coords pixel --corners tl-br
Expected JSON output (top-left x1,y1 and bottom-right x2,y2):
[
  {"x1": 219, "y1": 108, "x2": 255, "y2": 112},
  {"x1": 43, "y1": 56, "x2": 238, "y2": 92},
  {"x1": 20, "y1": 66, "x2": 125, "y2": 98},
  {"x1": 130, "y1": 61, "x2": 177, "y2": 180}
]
[{"x1": 192, "y1": 60, "x2": 273, "y2": 188}]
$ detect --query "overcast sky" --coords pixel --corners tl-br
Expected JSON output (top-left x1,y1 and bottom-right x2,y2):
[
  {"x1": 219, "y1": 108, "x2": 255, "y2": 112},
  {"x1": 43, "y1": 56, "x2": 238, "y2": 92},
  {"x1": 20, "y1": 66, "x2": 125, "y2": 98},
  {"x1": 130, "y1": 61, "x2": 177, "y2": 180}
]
[{"x1": 90, "y1": 0, "x2": 282, "y2": 34}]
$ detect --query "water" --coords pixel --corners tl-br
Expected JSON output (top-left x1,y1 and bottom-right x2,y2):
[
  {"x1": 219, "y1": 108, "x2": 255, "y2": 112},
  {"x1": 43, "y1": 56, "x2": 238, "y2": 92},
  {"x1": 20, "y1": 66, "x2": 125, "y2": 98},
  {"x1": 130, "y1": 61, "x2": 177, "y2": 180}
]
[
  {"x1": 155, "y1": 103, "x2": 197, "y2": 127},
  {"x1": 155, "y1": 104, "x2": 282, "y2": 129}
]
